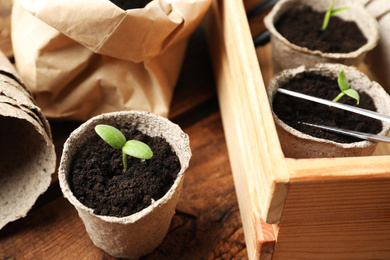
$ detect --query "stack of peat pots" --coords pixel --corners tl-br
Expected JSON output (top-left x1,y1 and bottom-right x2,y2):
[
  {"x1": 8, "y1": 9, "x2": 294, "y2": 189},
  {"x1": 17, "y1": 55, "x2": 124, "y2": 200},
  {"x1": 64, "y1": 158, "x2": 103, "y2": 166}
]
[{"x1": 0, "y1": 51, "x2": 56, "y2": 229}]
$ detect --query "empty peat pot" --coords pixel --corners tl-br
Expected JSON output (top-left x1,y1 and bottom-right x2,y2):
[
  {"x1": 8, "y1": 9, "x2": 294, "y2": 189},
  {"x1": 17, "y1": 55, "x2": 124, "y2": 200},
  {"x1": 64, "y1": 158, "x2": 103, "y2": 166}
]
[
  {"x1": 58, "y1": 110, "x2": 191, "y2": 259},
  {"x1": 267, "y1": 63, "x2": 390, "y2": 158},
  {"x1": 264, "y1": 0, "x2": 379, "y2": 73}
]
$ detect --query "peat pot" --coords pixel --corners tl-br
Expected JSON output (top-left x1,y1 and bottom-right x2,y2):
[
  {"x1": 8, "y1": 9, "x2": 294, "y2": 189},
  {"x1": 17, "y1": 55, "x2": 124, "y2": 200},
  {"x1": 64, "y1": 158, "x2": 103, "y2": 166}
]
[
  {"x1": 58, "y1": 110, "x2": 191, "y2": 259},
  {"x1": 264, "y1": 0, "x2": 379, "y2": 73},
  {"x1": 268, "y1": 63, "x2": 390, "y2": 158}
]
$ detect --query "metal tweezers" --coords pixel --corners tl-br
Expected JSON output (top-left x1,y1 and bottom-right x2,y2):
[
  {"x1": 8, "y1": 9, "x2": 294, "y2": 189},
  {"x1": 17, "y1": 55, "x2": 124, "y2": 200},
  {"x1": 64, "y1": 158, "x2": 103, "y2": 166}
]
[{"x1": 277, "y1": 88, "x2": 390, "y2": 143}]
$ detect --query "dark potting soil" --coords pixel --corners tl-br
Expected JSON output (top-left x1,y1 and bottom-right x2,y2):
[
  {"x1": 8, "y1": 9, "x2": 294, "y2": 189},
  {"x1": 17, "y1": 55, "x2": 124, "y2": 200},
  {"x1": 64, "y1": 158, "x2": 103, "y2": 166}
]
[
  {"x1": 110, "y1": 0, "x2": 152, "y2": 10},
  {"x1": 275, "y1": 5, "x2": 367, "y2": 53},
  {"x1": 69, "y1": 127, "x2": 181, "y2": 218},
  {"x1": 272, "y1": 72, "x2": 383, "y2": 143}
]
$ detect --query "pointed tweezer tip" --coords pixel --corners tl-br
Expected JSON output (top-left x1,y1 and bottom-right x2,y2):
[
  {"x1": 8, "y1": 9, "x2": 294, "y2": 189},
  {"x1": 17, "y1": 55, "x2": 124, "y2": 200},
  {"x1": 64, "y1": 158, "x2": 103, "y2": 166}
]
[{"x1": 298, "y1": 122, "x2": 390, "y2": 144}]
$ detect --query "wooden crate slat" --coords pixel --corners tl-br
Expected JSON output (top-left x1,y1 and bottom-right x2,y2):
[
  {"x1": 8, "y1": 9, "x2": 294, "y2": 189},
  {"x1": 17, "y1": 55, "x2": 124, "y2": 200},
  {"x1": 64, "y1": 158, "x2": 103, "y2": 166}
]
[
  {"x1": 273, "y1": 177, "x2": 390, "y2": 259},
  {"x1": 211, "y1": 0, "x2": 290, "y2": 224},
  {"x1": 205, "y1": 0, "x2": 277, "y2": 258},
  {"x1": 287, "y1": 156, "x2": 390, "y2": 181}
]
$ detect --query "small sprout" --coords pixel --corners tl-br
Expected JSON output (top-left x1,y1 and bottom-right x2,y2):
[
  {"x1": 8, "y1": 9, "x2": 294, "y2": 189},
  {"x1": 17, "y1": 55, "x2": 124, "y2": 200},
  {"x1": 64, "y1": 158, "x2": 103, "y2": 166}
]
[
  {"x1": 322, "y1": 0, "x2": 349, "y2": 31},
  {"x1": 95, "y1": 124, "x2": 153, "y2": 172},
  {"x1": 332, "y1": 70, "x2": 360, "y2": 105}
]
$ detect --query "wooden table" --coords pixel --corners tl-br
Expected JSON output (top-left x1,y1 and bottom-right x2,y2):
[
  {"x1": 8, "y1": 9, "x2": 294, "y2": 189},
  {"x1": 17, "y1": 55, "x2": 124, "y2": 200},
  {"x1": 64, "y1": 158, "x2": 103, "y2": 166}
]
[{"x1": 0, "y1": 3, "x2": 248, "y2": 259}]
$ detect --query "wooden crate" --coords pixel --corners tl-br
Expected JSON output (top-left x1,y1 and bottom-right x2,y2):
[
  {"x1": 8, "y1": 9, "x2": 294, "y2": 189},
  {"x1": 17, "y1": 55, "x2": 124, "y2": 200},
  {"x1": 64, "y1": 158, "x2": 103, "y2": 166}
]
[{"x1": 205, "y1": 0, "x2": 390, "y2": 259}]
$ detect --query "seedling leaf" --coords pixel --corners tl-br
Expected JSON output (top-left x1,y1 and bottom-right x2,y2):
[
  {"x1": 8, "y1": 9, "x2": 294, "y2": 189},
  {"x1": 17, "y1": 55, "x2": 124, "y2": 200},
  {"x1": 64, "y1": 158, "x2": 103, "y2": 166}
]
[
  {"x1": 322, "y1": 0, "x2": 349, "y2": 30},
  {"x1": 344, "y1": 89, "x2": 360, "y2": 105},
  {"x1": 337, "y1": 70, "x2": 349, "y2": 91},
  {"x1": 95, "y1": 124, "x2": 126, "y2": 149},
  {"x1": 123, "y1": 140, "x2": 153, "y2": 159},
  {"x1": 330, "y1": 7, "x2": 349, "y2": 16},
  {"x1": 332, "y1": 70, "x2": 360, "y2": 105}
]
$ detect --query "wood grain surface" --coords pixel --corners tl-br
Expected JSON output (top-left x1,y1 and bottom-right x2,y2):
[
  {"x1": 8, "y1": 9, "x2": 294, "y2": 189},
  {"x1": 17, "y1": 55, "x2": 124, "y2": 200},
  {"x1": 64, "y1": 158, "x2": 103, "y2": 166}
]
[{"x1": 0, "y1": 1, "x2": 247, "y2": 259}]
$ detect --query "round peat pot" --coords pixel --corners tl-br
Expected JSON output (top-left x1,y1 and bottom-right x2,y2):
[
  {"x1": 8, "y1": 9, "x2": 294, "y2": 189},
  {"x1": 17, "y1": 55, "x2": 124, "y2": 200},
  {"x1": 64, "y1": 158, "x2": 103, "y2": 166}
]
[
  {"x1": 264, "y1": 0, "x2": 379, "y2": 73},
  {"x1": 58, "y1": 111, "x2": 191, "y2": 259},
  {"x1": 268, "y1": 63, "x2": 390, "y2": 158}
]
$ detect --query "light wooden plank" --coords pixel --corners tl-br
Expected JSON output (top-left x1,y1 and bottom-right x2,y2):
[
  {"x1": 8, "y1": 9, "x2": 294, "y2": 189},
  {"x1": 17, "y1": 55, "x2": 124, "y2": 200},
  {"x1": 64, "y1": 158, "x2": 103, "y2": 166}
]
[
  {"x1": 277, "y1": 149, "x2": 390, "y2": 259},
  {"x1": 205, "y1": 1, "x2": 277, "y2": 259},
  {"x1": 206, "y1": 2, "x2": 267, "y2": 259},
  {"x1": 273, "y1": 177, "x2": 390, "y2": 260},
  {"x1": 212, "y1": 0, "x2": 290, "y2": 224},
  {"x1": 287, "y1": 156, "x2": 390, "y2": 181}
]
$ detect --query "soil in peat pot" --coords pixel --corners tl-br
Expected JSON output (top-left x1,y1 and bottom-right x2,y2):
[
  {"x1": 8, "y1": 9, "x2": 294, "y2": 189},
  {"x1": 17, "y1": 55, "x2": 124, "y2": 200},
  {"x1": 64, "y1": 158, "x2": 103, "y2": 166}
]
[
  {"x1": 272, "y1": 72, "x2": 383, "y2": 143},
  {"x1": 69, "y1": 127, "x2": 181, "y2": 218},
  {"x1": 275, "y1": 5, "x2": 367, "y2": 53},
  {"x1": 110, "y1": 0, "x2": 152, "y2": 10}
]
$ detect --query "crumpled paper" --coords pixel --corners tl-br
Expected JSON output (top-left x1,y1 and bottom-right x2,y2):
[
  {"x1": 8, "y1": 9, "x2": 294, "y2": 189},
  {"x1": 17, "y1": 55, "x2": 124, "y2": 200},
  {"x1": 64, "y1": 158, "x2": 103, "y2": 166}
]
[{"x1": 11, "y1": 0, "x2": 211, "y2": 120}]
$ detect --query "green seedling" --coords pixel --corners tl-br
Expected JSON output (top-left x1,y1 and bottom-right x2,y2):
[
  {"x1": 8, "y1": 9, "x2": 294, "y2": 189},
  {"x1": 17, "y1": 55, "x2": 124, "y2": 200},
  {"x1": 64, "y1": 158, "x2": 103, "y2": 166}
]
[
  {"x1": 322, "y1": 0, "x2": 349, "y2": 31},
  {"x1": 332, "y1": 69, "x2": 360, "y2": 105},
  {"x1": 95, "y1": 124, "x2": 153, "y2": 172}
]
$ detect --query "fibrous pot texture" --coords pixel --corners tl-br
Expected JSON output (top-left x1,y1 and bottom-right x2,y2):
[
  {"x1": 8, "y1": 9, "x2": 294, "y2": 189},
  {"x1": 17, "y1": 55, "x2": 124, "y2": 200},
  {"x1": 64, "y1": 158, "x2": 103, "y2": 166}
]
[
  {"x1": 0, "y1": 50, "x2": 55, "y2": 230},
  {"x1": 0, "y1": 107, "x2": 55, "y2": 229}
]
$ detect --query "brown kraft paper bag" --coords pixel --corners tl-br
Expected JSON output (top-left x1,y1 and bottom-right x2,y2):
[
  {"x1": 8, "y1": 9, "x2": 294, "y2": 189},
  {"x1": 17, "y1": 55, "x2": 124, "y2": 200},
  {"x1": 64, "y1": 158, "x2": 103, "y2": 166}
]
[{"x1": 11, "y1": 0, "x2": 211, "y2": 121}]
